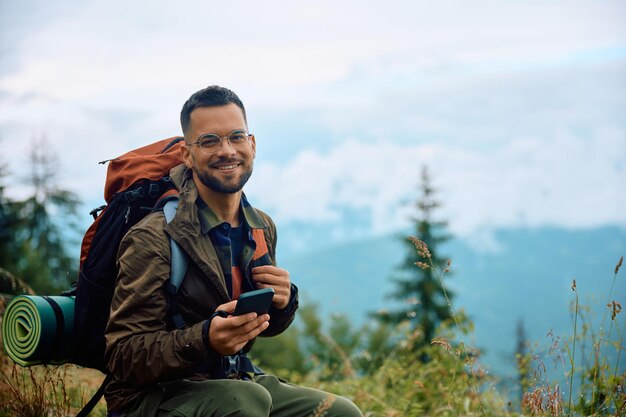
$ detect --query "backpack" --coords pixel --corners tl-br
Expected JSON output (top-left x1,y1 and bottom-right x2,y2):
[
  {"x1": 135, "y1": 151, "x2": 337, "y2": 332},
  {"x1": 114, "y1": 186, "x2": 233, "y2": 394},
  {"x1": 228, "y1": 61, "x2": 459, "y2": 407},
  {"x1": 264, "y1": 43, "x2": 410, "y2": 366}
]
[{"x1": 69, "y1": 136, "x2": 190, "y2": 416}]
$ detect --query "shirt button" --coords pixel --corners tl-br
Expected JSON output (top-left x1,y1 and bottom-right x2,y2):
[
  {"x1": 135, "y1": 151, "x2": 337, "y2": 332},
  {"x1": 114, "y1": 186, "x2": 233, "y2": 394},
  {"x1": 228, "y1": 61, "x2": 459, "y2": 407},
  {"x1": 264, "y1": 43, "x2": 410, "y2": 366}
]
[{"x1": 224, "y1": 253, "x2": 231, "y2": 259}]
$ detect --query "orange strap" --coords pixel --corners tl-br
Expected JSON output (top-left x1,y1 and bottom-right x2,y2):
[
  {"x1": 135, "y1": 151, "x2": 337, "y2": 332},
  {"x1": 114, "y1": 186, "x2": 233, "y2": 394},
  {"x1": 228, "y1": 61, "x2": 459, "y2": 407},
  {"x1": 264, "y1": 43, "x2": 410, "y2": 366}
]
[
  {"x1": 231, "y1": 266, "x2": 243, "y2": 300},
  {"x1": 251, "y1": 229, "x2": 269, "y2": 261}
]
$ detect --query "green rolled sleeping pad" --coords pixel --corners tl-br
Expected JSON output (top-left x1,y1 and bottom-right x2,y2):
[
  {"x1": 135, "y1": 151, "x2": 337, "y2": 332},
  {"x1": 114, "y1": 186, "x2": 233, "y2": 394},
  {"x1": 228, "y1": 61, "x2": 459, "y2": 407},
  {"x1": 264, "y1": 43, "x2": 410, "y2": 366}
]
[{"x1": 2, "y1": 295, "x2": 75, "y2": 366}]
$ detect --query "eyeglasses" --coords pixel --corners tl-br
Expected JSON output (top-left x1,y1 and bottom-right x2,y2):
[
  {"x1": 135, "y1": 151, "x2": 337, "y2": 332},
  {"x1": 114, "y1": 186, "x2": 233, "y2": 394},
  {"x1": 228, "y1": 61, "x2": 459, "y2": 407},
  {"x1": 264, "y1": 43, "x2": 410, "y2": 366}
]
[{"x1": 190, "y1": 130, "x2": 252, "y2": 155}]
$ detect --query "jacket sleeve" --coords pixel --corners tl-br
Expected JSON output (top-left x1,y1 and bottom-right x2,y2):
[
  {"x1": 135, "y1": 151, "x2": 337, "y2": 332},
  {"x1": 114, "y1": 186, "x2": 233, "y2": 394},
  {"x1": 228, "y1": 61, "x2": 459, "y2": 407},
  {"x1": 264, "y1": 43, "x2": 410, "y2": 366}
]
[
  {"x1": 104, "y1": 218, "x2": 215, "y2": 385},
  {"x1": 259, "y1": 213, "x2": 298, "y2": 337}
]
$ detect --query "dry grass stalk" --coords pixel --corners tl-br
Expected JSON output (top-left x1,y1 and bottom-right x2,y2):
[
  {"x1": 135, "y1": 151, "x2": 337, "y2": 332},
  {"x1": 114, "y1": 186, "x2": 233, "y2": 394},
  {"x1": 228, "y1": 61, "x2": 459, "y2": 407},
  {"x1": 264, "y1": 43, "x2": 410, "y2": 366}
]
[
  {"x1": 522, "y1": 384, "x2": 562, "y2": 416},
  {"x1": 409, "y1": 235, "x2": 487, "y2": 417},
  {"x1": 0, "y1": 364, "x2": 71, "y2": 417}
]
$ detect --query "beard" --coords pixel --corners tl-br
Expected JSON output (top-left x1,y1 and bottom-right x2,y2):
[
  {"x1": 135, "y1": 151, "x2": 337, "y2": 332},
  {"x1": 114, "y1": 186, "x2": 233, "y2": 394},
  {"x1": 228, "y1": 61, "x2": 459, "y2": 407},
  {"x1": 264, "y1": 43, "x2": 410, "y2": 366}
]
[{"x1": 196, "y1": 160, "x2": 253, "y2": 194}]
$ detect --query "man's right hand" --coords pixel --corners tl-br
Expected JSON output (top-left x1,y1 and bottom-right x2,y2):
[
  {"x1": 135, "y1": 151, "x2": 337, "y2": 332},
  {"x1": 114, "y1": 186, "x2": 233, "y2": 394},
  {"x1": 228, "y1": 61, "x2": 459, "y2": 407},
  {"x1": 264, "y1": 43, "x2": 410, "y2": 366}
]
[{"x1": 208, "y1": 300, "x2": 270, "y2": 355}]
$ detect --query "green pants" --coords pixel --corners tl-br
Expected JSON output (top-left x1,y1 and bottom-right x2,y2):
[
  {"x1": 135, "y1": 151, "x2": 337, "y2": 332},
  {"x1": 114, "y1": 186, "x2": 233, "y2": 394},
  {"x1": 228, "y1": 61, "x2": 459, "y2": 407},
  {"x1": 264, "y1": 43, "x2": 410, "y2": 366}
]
[{"x1": 124, "y1": 375, "x2": 363, "y2": 417}]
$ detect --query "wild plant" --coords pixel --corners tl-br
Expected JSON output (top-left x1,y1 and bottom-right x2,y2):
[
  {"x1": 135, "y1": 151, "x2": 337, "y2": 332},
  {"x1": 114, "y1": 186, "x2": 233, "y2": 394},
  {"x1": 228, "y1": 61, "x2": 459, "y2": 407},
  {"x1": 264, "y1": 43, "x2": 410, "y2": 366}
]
[
  {"x1": 409, "y1": 235, "x2": 489, "y2": 416},
  {"x1": 521, "y1": 256, "x2": 624, "y2": 416}
]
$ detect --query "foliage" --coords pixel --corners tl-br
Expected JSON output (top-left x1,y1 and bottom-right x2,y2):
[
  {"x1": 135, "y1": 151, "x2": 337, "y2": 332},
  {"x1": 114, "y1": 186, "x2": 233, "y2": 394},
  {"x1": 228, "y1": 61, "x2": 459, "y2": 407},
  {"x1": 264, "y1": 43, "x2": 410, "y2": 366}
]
[
  {"x1": 520, "y1": 256, "x2": 625, "y2": 417},
  {"x1": 0, "y1": 138, "x2": 80, "y2": 293},
  {"x1": 0, "y1": 162, "x2": 22, "y2": 272},
  {"x1": 515, "y1": 318, "x2": 532, "y2": 404},
  {"x1": 377, "y1": 166, "x2": 454, "y2": 349},
  {"x1": 0, "y1": 364, "x2": 76, "y2": 417},
  {"x1": 250, "y1": 324, "x2": 312, "y2": 378},
  {"x1": 256, "y1": 244, "x2": 625, "y2": 417},
  {"x1": 278, "y1": 321, "x2": 505, "y2": 417},
  {"x1": 0, "y1": 361, "x2": 107, "y2": 417},
  {"x1": 0, "y1": 242, "x2": 623, "y2": 416}
]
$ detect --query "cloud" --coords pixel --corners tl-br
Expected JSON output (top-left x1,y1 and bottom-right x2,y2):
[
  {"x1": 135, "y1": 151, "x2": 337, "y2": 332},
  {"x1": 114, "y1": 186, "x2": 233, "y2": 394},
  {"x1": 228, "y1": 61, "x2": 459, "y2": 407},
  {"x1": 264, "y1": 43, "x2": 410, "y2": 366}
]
[
  {"x1": 1, "y1": 0, "x2": 625, "y2": 241},
  {"x1": 246, "y1": 127, "x2": 626, "y2": 239},
  {"x1": 2, "y1": 0, "x2": 625, "y2": 104}
]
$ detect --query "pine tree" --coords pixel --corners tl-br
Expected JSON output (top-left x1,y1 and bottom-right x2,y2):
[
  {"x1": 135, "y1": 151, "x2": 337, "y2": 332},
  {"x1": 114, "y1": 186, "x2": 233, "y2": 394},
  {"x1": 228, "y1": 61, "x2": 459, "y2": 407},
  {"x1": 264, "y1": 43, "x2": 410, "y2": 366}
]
[
  {"x1": 4, "y1": 137, "x2": 81, "y2": 293},
  {"x1": 0, "y1": 159, "x2": 21, "y2": 270},
  {"x1": 378, "y1": 166, "x2": 453, "y2": 349}
]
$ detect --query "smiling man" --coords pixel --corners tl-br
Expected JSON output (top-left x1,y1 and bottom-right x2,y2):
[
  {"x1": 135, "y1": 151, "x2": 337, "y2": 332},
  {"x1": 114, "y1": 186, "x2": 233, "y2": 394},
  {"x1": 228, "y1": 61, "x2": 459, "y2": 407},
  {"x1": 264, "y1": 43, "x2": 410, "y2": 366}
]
[{"x1": 104, "y1": 85, "x2": 363, "y2": 417}]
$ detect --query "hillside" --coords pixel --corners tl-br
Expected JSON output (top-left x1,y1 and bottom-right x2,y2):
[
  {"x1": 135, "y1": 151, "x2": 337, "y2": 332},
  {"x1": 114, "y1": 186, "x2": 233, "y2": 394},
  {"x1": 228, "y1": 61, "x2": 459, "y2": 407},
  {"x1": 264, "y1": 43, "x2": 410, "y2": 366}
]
[{"x1": 280, "y1": 225, "x2": 626, "y2": 378}]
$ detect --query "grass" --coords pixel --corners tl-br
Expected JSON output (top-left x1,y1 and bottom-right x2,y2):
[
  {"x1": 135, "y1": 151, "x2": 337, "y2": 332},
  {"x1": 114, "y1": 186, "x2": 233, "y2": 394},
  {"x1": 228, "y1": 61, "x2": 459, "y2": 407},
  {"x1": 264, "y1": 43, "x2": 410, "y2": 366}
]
[
  {"x1": 0, "y1": 251, "x2": 623, "y2": 416},
  {"x1": 518, "y1": 256, "x2": 625, "y2": 417},
  {"x1": 0, "y1": 360, "x2": 107, "y2": 417}
]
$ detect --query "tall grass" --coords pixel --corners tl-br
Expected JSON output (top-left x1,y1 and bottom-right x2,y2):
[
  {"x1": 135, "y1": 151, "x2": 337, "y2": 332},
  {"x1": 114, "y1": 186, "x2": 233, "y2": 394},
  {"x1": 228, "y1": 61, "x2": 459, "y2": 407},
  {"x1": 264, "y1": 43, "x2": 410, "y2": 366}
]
[
  {"x1": 409, "y1": 235, "x2": 488, "y2": 417},
  {"x1": 0, "y1": 252, "x2": 622, "y2": 416},
  {"x1": 520, "y1": 256, "x2": 624, "y2": 416},
  {"x1": 303, "y1": 241, "x2": 624, "y2": 416},
  {"x1": 0, "y1": 359, "x2": 108, "y2": 417},
  {"x1": 0, "y1": 362, "x2": 72, "y2": 417},
  {"x1": 568, "y1": 279, "x2": 579, "y2": 415}
]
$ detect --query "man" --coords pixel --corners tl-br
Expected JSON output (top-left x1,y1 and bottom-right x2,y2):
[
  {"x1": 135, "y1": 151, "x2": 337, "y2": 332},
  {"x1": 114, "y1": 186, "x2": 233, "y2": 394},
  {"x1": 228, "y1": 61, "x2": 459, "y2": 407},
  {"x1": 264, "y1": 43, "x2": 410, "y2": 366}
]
[{"x1": 104, "y1": 85, "x2": 363, "y2": 417}]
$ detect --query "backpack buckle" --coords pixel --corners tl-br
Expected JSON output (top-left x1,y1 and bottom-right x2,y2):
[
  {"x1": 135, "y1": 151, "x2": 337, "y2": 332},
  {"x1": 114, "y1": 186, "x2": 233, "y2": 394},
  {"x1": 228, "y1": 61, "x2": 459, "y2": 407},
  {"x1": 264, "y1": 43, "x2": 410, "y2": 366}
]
[
  {"x1": 89, "y1": 205, "x2": 106, "y2": 220},
  {"x1": 223, "y1": 355, "x2": 241, "y2": 379},
  {"x1": 148, "y1": 183, "x2": 161, "y2": 198}
]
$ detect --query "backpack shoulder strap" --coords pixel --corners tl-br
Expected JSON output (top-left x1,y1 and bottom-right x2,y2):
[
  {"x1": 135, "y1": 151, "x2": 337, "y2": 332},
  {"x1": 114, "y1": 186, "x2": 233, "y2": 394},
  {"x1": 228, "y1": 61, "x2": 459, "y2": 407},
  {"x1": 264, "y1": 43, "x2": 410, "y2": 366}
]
[
  {"x1": 75, "y1": 374, "x2": 112, "y2": 417},
  {"x1": 163, "y1": 198, "x2": 188, "y2": 291},
  {"x1": 162, "y1": 197, "x2": 190, "y2": 329}
]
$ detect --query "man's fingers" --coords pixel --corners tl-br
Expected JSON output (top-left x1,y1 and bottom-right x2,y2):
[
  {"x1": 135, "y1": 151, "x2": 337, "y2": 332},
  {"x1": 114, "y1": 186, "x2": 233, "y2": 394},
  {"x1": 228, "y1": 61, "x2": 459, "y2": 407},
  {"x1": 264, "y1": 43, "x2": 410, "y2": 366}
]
[
  {"x1": 209, "y1": 313, "x2": 270, "y2": 355},
  {"x1": 215, "y1": 300, "x2": 237, "y2": 314},
  {"x1": 251, "y1": 265, "x2": 276, "y2": 274},
  {"x1": 252, "y1": 273, "x2": 284, "y2": 285},
  {"x1": 230, "y1": 317, "x2": 270, "y2": 345},
  {"x1": 252, "y1": 266, "x2": 289, "y2": 282}
]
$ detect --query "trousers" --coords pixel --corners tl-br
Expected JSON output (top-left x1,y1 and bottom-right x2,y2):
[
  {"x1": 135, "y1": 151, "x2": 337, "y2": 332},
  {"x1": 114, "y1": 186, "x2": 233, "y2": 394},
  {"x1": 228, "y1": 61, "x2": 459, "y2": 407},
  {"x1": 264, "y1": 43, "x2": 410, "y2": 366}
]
[{"x1": 123, "y1": 375, "x2": 363, "y2": 417}]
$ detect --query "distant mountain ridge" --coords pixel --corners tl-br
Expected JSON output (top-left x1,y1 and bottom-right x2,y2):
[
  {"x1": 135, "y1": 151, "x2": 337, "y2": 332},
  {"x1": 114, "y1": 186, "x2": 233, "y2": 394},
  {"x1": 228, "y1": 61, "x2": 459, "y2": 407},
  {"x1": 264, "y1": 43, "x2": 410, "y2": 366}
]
[{"x1": 280, "y1": 225, "x2": 626, "y2": 377}]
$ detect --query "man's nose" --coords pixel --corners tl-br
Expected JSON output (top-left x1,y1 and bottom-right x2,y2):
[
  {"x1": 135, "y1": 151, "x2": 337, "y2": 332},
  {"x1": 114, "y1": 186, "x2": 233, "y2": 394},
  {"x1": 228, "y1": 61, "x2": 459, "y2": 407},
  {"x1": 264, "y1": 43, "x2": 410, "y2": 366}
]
[{"x1": 216, "y1": 138, "x2": 237, "y2": 156}]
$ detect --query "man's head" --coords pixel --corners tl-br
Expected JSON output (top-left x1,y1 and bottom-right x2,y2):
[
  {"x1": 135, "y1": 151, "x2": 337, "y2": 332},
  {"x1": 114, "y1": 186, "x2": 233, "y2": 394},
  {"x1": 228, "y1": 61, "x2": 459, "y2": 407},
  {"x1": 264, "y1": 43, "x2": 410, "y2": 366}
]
[
  {"x1": 180, "y1": 86, "x2": 255, "y2": 196},
  {"x1": 180, "y1": 85, "x2": 247, "y2": 136}
]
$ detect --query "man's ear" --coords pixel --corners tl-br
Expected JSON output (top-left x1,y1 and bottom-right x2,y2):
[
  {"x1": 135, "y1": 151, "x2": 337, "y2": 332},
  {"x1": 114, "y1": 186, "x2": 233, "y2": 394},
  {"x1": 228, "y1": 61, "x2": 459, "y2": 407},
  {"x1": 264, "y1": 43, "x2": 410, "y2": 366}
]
[
  {"x1": 181, "y1": 139, "x2": 194, "y2": 169},
  {"x1": 250, "y1": 134, "x2": 256, "y2": 158}
]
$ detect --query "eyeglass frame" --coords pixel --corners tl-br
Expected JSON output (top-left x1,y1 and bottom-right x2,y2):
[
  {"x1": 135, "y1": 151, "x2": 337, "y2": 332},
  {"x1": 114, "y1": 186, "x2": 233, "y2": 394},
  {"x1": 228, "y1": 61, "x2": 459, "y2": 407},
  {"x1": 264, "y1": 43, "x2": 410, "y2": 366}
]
[{"x1": 188, "y1": 129, "x2": 253, "y2": 155}]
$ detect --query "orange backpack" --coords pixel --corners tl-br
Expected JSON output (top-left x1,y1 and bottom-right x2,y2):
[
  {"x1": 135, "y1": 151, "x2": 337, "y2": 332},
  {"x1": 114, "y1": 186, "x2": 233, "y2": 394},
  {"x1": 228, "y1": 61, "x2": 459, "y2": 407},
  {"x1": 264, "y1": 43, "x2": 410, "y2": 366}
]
[
  {"x1": 79, "y1": 137, "x2": 184, "y2": 270},
  {"x1": 68, "y1": 137, "x2": 186, "y2": 416}
]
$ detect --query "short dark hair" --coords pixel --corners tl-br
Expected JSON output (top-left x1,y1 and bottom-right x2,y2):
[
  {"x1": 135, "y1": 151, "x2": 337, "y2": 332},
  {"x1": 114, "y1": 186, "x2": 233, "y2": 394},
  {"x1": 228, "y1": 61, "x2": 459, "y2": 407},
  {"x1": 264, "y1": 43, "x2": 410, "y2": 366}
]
[{"x1": 180, "y1": 85, "x2": 247, "y2": 136}]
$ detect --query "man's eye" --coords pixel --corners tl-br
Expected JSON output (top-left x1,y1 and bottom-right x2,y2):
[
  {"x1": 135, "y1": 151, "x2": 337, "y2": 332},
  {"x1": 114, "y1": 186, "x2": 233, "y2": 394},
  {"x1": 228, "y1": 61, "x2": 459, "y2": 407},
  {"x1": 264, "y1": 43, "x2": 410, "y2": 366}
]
[
  {"x1": 199, "y1": 137, "x2": 220, "y2": 147},
  {"x1": 229, "y1": 133, "x2": 247, "y2": 142}
]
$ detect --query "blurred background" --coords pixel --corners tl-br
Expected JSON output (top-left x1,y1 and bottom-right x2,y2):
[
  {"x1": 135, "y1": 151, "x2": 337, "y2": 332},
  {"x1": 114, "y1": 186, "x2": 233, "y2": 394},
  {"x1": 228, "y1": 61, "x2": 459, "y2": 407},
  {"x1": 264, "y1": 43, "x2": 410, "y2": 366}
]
[{"x1": 1, "y1": 0, "x2": 625, "y2": 391}]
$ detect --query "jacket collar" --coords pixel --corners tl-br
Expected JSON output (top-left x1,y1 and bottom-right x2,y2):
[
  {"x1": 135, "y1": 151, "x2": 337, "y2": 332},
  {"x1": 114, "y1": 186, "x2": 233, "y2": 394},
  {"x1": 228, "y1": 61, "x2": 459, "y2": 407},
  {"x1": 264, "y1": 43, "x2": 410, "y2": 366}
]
[
  {"x1": 169, "y1": 163, "x2": 267, "y2": 233},
  {"x1": 197, "y1": 193, "x2": 267, "y2": 235}
]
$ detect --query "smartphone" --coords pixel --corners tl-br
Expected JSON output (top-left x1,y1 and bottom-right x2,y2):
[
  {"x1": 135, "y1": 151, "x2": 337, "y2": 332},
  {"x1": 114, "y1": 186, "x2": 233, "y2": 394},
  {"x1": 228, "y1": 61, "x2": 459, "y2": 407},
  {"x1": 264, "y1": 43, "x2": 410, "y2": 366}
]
[{"x1": 233, "y1": 288, "x2": 275, "y2": 316}]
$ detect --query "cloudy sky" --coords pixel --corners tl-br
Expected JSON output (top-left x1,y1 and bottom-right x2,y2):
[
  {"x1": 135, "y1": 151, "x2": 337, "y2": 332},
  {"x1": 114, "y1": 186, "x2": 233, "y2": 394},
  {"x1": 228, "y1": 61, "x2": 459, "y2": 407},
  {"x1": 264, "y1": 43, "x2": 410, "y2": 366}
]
[{"x1": 1, "y1": 0, "x2": 625, "y2": 249}]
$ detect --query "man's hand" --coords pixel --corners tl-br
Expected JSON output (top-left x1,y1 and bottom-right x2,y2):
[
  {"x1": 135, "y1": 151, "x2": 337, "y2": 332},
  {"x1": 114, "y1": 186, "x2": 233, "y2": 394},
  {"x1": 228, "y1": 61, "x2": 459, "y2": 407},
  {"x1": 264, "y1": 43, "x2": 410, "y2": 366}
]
[
  {"x1": 252, "y1": 265, "x2": 291, "y2": 309},
  {"x1": 208, "y1": 300, "x2": 270, "y2": 356}
]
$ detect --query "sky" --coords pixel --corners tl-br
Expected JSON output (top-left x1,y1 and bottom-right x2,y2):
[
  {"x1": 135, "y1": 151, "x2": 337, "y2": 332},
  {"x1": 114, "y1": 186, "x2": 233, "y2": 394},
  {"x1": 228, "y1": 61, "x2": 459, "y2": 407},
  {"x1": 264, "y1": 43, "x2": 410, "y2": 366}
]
[{"x1": 1, "y1": 0, "x2": 625, "y2": 251}]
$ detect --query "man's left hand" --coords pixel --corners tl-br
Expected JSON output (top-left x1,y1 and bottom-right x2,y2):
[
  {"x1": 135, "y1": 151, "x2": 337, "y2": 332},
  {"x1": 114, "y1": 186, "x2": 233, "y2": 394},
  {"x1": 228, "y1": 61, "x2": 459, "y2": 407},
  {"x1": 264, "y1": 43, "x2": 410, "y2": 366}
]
[{"x1": 252, "y1": 265, "x2": 291, "y2": 309}]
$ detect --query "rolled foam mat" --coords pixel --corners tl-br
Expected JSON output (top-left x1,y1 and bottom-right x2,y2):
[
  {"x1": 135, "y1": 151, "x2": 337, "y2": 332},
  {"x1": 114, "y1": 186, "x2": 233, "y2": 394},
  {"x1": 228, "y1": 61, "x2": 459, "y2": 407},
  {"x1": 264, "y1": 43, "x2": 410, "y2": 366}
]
[{"x1": 2, "y1": 295, "x2": 75, "y2": 366}]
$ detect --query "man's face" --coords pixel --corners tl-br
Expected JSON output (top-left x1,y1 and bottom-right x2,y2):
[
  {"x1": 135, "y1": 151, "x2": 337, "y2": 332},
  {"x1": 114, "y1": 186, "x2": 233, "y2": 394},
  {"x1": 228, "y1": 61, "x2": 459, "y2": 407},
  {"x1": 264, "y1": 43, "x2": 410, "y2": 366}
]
[{"x1": 183, "y1": 103, "x2": 256, "y2": 194}]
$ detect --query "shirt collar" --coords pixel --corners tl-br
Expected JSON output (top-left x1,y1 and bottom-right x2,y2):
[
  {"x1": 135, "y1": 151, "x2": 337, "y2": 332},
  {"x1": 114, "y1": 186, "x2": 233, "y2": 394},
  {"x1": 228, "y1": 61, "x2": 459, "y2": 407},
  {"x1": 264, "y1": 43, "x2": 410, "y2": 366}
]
[{"x1": 196, "y1": 193, "x2": 266, "y2": 234}]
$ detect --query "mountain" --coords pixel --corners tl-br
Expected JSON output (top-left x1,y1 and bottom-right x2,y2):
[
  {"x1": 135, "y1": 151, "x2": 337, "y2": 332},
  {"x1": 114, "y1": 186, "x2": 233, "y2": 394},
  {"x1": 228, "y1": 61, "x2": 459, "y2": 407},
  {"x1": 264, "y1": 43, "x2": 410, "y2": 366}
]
[{"x1": 280, "y1": 225, "x2": 626, "y2": 378}]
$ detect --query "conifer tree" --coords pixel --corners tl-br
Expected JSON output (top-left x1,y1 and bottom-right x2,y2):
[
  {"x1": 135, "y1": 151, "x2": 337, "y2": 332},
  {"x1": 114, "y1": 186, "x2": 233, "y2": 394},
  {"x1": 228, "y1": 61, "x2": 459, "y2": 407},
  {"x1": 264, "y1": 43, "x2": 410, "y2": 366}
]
[
  {"x1": 4, "y1": 137, "x2": 81, "y2": 293},
  {"x1": 378, "y1": 166, "x2": 453, "y2": 348},
  {"x1": 0, "y1": 160, "x2": 18, "y2": 269}
]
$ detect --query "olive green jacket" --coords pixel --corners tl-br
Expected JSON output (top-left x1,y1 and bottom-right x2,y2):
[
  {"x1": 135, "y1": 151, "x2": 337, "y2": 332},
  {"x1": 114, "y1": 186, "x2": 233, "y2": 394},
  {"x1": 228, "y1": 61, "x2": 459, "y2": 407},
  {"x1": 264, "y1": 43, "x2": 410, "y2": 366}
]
[{"x1": 104, "y1": 164, "x2": 296, "y2": 412}]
